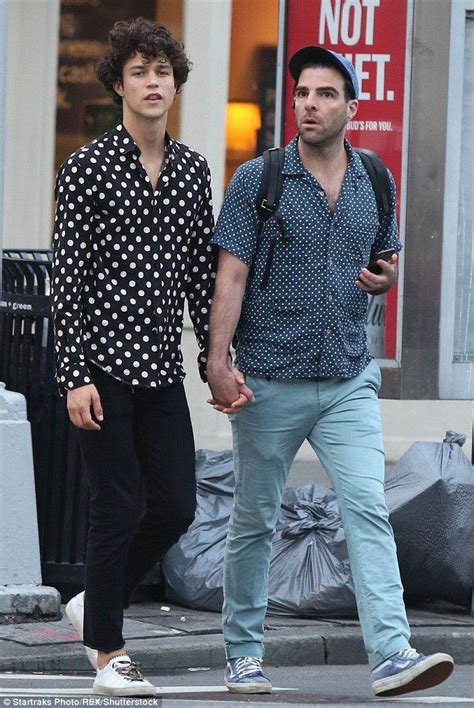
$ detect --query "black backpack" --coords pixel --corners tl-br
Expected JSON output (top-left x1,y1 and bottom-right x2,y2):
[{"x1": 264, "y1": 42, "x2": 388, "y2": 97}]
[{"x1": 253, "y1": 146, "x2": 392, "y2": 290}]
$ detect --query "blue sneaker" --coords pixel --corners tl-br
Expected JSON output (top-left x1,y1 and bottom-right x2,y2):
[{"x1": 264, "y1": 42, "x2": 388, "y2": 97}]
[
  {"x1": 224, "y1": 657, "x2": 272, "y2": 694},
  {"x1": 372, "y1": 648, "x2": 454, "y2": 696}
]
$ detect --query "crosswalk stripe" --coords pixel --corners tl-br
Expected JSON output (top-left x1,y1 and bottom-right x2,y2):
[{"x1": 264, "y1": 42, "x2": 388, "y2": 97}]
[
  {"x1": 0, "y1": 688, "x2": 92, "y2": 695},
  {"x1": 0, "y1": 676, "x2": 469, "y2": 703},
  {"x1": 0, "y1": 685, "x2": 296, "y2": 696},
  {"x1": 0, "y1": 674, "x2": 91, "y2": 681},
  {"x1": 378, "y1": 699, "x2": 474, "y2": 704}
]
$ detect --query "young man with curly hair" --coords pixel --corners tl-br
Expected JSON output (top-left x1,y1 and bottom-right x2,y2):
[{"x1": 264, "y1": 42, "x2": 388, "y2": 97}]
[{"x1": 52, "y1": 18, "x2": 215, "y2": 696}]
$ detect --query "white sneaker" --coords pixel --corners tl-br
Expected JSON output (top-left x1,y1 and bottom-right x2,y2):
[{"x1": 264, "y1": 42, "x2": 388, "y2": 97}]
[
  {"x1": 65, "y1": 591, "x2": 98, "y2": 669},
  {"x1": 93, "y1": 655, "x2": 155, "y2": 696}
]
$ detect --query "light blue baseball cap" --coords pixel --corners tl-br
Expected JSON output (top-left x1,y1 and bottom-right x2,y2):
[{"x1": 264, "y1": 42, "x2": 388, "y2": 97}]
[{"x1": 289, "y1": 45, "x2": 359, "y2": 99}]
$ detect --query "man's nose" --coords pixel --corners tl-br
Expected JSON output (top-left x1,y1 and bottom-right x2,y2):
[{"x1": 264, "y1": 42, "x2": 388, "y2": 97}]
[
  {"x1": 304, "y1": 92, "x2": 318, "y2": 110},
  {"x1": 146, "y1": 72, "x2": 159, "y2": 85}
]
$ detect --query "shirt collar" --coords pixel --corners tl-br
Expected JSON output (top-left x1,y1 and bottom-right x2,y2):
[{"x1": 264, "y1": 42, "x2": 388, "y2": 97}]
[
  {"x1": 344, "y1": 139, "x2": 368, "y2": 192},
  {"x1": 283, "y1": 135, "x2": 366, "y2": 184},
  {"x1": 112, "y1": 123, "x2": 176, "y2": 160},
  {"x1": 112, "y1": 123, "x2": 137, "y2": 155},
  {"x1": 345, "y1": 139, "x2": 366, "y2": 179},
  {"x1": 282, "y1": 136, "x2": 306, "y2": 175}
]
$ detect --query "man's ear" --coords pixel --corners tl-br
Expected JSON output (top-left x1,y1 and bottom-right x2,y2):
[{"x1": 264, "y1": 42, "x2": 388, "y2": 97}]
[
  {"x1": 113, "y1": 80, "x2": 124, "y2": 98},
  {"x1": 347, "y1": 98, "x2": 358, "y2": 120}
]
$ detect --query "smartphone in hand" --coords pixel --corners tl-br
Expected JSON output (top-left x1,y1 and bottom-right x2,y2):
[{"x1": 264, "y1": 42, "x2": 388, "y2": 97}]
[{"x1": 366, "y1": 248, "x2": 397, "y2": 275}]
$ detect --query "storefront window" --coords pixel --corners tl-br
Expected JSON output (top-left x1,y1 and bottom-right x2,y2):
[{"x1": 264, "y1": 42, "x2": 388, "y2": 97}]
[{"x1": 225, "y1": 0, "x2": 278, "y2": 187}]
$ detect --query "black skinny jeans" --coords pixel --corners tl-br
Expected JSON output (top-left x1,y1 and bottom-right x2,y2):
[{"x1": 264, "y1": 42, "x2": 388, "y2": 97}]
[{"x1": 78, "y1": 364, "x2": 196, "y2": 652}]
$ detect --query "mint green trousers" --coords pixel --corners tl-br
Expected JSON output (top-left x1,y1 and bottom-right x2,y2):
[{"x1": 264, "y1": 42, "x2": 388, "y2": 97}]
[{"x1": 223, "y1": 360, "x2": 411, "y2": 669}]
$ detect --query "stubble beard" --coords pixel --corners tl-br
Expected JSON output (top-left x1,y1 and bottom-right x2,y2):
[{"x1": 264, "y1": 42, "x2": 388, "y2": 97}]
[{"x1": 298, "y1": 120, "x2": 347, "y2": 149}]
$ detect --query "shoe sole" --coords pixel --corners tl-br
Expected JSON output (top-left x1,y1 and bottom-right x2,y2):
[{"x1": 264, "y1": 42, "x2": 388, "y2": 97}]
[
  {"x1": 65, "y1": 595, "x2": 98, "y2": 670},
  {"x1": 93, "y1": 685, "x2": 156, "y2": 697},
  {"x1": 225, "y1": 681, "x2": 272, "y2": 694},
  {"x1": 373, "y1": 654, "x2": 454, "y2": 697}
]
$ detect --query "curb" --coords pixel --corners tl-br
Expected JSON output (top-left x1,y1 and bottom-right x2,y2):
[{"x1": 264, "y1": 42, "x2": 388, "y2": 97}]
[{"x1": 0, "y1": 626, "x2": 472, "y2": 673}]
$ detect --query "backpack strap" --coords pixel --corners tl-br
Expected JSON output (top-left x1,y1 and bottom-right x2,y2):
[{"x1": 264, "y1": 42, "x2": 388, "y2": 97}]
[
  {"x1": 354, "y1": 148, "x2": 391, "y2": 220},
  {"x1": 255, "y1": 147, "x2": 286, "y2": 236}
]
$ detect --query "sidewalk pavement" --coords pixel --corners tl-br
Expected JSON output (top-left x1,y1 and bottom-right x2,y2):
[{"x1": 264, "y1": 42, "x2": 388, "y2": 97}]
[{"x1": 0, "y1": 601, "x2": 472, "y2": 673}]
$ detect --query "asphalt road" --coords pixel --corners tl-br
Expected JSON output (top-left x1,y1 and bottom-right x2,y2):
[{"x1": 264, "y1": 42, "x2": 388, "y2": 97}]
[{"x1": 0, "y1": 664, "x2": 472, "y2": 707}]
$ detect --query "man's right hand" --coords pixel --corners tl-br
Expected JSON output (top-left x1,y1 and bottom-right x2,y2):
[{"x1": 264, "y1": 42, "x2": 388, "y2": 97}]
[
  {"x1": 207, "y1": 361, "x2": 254, "y2": 415},
  {"x1": 67, "y1": 384, "x2": 103, "y2": 430}
]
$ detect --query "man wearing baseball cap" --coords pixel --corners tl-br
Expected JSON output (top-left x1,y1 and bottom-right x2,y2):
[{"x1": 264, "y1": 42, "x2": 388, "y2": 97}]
[{"x1": 207, "y1": 46, "x2": 454, "y2": 697}]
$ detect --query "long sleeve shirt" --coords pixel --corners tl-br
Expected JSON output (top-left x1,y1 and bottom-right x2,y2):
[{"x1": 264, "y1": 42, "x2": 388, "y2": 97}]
[{"x1": 52, "y1": 123, "x2": 216, "y2": 393}]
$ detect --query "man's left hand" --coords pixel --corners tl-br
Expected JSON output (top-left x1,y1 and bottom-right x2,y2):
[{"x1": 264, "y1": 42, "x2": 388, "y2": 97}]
[{"x1": 356, "y1": 253, "x2": 398, "y2": 294}]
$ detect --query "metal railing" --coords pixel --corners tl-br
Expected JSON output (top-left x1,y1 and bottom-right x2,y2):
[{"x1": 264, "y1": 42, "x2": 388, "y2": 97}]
[{"x1": 1, "y1": 250, "x2": 89, "y2": 587}]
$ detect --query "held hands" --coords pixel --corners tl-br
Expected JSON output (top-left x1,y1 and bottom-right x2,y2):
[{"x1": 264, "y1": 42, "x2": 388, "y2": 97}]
[
  {"x1": 67, "y1": 384, "x2": 103, "y2": 430},
  {"x1": 207, "y1": 358, "x2": 255, "y2": 414},
  {"x1": 356, "y1": 253, "x2": 398, "y2": 293}
]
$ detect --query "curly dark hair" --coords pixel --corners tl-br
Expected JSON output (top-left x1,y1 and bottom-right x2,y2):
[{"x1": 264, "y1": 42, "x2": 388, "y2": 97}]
[{"x1": 96, "y1": 17, "x2": 192, "y2": 106}]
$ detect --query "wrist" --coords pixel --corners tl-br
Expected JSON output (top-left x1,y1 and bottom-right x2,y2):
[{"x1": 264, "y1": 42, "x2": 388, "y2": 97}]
[
  {"x1": 370, "y1": 284, "x2": 390, "y2": 296},
  {"x1": 207, "y1": 355, "x2": 230, "y2": 372}
]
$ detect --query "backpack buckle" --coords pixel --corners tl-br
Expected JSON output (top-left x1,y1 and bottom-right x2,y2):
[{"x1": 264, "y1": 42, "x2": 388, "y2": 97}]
[{"x1": 259, "y1": 198, "x2": 274, "y2": 214}]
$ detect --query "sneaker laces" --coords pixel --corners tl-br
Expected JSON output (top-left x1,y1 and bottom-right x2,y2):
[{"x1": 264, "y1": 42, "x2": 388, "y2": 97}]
[
  {"x1": 234, "y1": 657, "x2": 262, "y2": 678},
  {"x1": 399, "y1": 648, "x2": 419, "y2": 660},
  {"x1": 113, "y1": 658, "x2": 145, "y2": 683}
]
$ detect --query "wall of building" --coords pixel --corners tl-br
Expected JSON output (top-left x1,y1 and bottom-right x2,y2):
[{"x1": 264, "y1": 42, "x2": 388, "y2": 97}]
[
  {"x1": 180, "y1": 0, "x2": 232, "y2": 211},
  {"x1": 3, "y1": 0, "x2": 59, "y2": 251}
]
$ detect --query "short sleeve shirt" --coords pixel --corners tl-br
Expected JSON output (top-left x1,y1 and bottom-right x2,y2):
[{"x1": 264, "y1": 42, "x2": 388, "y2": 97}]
[{"x1": 211, "y1": 137, "x2": 402, "y2": 380}]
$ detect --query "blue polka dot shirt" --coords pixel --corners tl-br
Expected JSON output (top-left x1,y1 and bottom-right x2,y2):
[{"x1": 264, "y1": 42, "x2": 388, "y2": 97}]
[{"x1": 211, "y1": 137, "x2": 402, "y2": 380}]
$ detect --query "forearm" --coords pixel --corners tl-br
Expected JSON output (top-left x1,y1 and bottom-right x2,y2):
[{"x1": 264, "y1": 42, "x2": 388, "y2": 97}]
[
  {"x1": 206, "y1": 250, "x2": 254, "y2": 412},
  {"x1": 51, "y1": 164, "x2": 94, "y2": 391},
  {"x1": 208, "y1": 252, "x2": 248, "y2": 368},
  {"x1": 187, "y1": 165, "x2": 216, "y2": 353}
]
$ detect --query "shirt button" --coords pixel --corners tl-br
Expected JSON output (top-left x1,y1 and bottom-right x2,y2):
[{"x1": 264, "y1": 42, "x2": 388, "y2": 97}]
[
  {"x1": 328, "y1": 259, "x2": 334, "y2": 267},
  {"x1": 318, "y1": 190, "x2": 325, "y2": 197},
  {"x1": 325, "y1": 328, "x2": 333, "y2": 335},
  {"x1": 328, "y1": 292, "x2": 333, "y2": 301}
]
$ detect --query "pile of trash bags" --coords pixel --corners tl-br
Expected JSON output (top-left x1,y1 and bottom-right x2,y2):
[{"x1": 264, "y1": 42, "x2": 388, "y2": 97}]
[
  {"x1": 385, "y1": 431, "x2": 473, "y2": 609},
  {"x1": 163, "y1": 449, "x2": 357, "y2": 616},
  {"x1": 163, "y1": 433, "x2": 473, "y2": 615}
]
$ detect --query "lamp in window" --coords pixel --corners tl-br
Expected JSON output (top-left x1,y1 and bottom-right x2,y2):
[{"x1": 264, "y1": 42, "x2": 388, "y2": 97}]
[{"x1": 226, "y1": 102, "x2": 261, "y2": 155}]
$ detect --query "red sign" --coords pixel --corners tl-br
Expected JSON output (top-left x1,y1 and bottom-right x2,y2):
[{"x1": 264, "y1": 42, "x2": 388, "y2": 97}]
[{"x1": 282, "y1": 0, "x2": 409, "y2": 359}]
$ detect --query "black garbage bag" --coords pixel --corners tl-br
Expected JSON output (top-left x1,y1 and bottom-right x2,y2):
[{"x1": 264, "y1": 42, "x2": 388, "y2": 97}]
[
  {"x1": 162, "y1": 449, "x2": 233, "y2": 611},
  {"x1": 163, "y1": 450, "x2": 356, "y2": 616},
  {"x1": 385, "y1": 431, "x2": 474, "y2": 609},
  {"x1": 267, "y1": 484, "x2": 356, "y2": 617}
]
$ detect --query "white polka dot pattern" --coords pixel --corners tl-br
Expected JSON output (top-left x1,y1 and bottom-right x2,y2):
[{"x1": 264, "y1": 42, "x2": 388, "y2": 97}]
[
  {"x1": 212, "y1": 137, "x2": 402, "y2": 380},
  {"x1": 51, "y1": 124, "x2": 216, "y2": 393}
]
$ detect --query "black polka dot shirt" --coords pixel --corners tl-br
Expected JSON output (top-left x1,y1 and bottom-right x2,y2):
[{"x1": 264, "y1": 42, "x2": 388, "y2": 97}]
[
  {"x1": 52, "y1": 123, "x2": 216, "y2": 393},
  {"x1": 212, "y1": 137, "x2": 402, "y2": 380}
]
